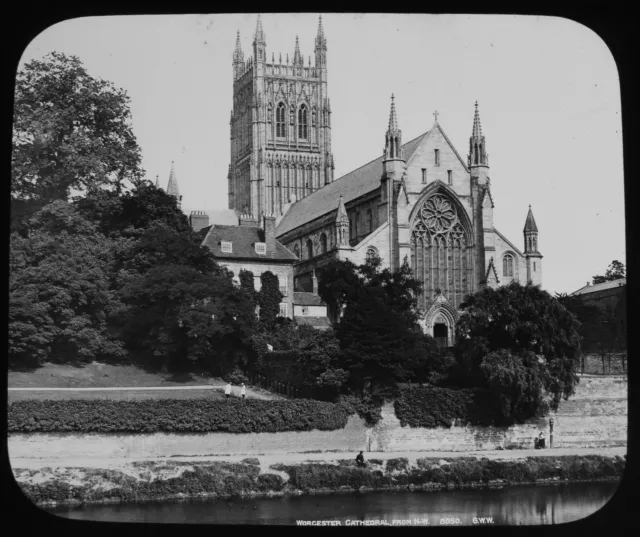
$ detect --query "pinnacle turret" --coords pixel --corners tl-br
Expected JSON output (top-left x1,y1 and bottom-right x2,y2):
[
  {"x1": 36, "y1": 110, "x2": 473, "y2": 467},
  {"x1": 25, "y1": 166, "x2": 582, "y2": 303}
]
[
  {"x1": 315, "y1": 14, "x2": 327, "y2": 49},
  {"x1": 233, "y1": 30, "x2": 243, "y2": 63},
  {"x1": 335, "y1": 195, "x2": 350, "y2": 247},
  {"x1": 523, "y1": 205, "x2": 538, "y2": 233},
  {"x1": 384, "y1": 94, "x2": 403, "y2": 161},
  {"x1": 254, "y1": 14, "x2": 265, "y2": 43},
  {"x1": 469, "y1": 101, "x2": 488, "y2": 167},
  {"x1": 155, "y1": 174, "x2": 160, "y2": 188},
  {"x1": 293, "y1": 35, "x2": 303, "y2": 66},
  {"x1": 166, "y1": 161, "x2": 181, "y2": 209}
]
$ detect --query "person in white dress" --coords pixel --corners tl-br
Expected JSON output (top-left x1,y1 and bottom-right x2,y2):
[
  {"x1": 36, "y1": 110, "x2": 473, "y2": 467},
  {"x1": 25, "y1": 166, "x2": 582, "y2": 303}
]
[
  {"x1": 224, "y1": 383, "x2": 231, "y2": 398},
  {"x1": 241, "y1": 383, "x2": 246, "y2": 400}
]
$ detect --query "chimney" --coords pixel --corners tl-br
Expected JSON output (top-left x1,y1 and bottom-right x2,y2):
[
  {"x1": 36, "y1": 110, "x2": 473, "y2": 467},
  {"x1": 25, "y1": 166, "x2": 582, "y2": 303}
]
[
  {"x1": 189, "y1": 210, "x2": 210, "y2": 232},
  {"x1": 263, "y1": 214, "x2": 276, "y2": 254},
  {"x1": 239, "y1": 213, "x2": 259, "y2": 227},
  {"x1": 312, "y1": 270, "x2": 318, "y2": 295}
]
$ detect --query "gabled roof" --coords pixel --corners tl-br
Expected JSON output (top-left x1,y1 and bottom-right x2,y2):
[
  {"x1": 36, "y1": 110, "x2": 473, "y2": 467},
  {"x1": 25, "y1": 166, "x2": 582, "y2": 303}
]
[
  {"x1": 293, "y1": 292, "x2": 326, "y2": 306},
  {"x1": 571, "y1": 278, "x2": 626, "y2": 297},
  {"x1": 411, "y1": 123, "x2": 469, "y2": 174},
  {"x1": 493, "y1": 227, "x2": 524, "y2": 257},
  {"x1": 485, "y1": 257, "x2": 500, "y2": 284},
  {"x1": 201, "y1": 225, "x2": 297, "y2": 261},
  {"x1": 275, "y1": 132, "x2": 426, "y2": 237}
]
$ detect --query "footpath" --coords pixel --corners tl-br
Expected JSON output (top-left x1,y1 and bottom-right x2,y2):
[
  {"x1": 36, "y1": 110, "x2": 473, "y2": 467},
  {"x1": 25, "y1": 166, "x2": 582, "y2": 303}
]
[{"x1": 11, "y1": 446, "x2": 626, "y2": 471}]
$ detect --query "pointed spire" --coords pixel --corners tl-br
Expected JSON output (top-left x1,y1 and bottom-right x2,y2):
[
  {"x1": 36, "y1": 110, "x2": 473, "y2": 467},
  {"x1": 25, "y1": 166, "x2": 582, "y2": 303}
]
[
  {"x1": 335, "y1": 195, "x2": 350, "y2": 248},
  {"x1": 293, "y1": 35, "x2": 303, "y2": 66},
  {"x1": 336, "y1": 194, "x2": 348, "y2": 221},
  {"x1": 388, "y1": 94, "x2": 399, "y2": 132},
  {"x1": 315, "y1": 14, "x2": 327, "y2": 49},
  {"x1": 524, "y1": 205, "x2": 538, "y2": 233},
  {"x1": 233, "y1": 29, "x2": 243, "y2": 63},
  {"x1": 155, "y1": 174, "x2": 160, "y2": 188},
  {"x1": 254, "y1": 14, "x2": 265, "y2": 43},
  {"x1": 472, "y1": 100, "x2": 483, "y2": 138},
  {"x1": 469, "y1": 101, "x2": 488, "y2": 167},
  {"x1": 166, "y1": 161, "x2": 180, "y2": 199}
]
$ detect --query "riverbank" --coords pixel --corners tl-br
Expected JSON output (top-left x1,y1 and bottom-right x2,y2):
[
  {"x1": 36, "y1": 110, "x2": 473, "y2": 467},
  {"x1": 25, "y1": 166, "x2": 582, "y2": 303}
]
[{"x1": 13, "y1": 451, "x2": 625, "y2": 508}]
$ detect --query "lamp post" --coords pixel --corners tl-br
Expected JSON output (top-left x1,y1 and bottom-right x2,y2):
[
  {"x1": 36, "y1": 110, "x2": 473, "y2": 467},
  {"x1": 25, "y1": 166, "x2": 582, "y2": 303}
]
[{"x1": 549, "y1": 417, "x2": 554, "y2": 449}]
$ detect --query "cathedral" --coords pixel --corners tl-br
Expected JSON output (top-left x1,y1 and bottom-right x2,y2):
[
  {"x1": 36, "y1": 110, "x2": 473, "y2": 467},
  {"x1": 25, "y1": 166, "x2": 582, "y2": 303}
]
[{"x1": 225, "y1": 15, "x2": 542, "y2": 346}]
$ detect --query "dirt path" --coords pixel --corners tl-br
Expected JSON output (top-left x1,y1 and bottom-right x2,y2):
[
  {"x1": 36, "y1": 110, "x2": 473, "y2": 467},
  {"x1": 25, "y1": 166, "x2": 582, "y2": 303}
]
[{"x1": 11, "y1": 446, "x2": 626, "y2": 471}]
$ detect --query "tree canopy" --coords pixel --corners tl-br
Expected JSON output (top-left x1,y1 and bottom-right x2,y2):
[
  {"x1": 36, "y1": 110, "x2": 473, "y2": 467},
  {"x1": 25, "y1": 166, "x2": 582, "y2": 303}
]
[
  {"x1": 454, "y1": 281, "x2": 582, "y2": 414},
  {"x1": 319, "y1": 254, "x2": 441, "y2": 391},
  {"x1": 12, "y1": 52, "x2": 144, "y2": 231},
  {"x1": 592, "y1": 260, "x2": 626, "y2": 285}
]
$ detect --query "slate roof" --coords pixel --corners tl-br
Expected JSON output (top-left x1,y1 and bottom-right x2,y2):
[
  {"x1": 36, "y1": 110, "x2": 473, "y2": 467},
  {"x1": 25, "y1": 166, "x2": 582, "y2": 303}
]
[
  {"x1": 293, "y1": 292, "x2": 326, "y2": 306},
  {"x1": 571, "y1": 278, "x2": 626, "y2": 297},
  {"x1": 523, "y1": 206, "x2": 538, "y2": 233},
  {"x1": 275, "y1": 132, "x2": 427, "y2": 237},
  {"x1": 201, "y1": 225, "x2": 297, "y2": 262}
]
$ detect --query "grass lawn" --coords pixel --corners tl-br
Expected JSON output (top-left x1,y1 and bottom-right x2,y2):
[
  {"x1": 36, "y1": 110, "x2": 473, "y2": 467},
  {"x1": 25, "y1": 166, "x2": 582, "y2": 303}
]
[{"x1": 8, "y1": 362, "x2": 221, "y2": 389}]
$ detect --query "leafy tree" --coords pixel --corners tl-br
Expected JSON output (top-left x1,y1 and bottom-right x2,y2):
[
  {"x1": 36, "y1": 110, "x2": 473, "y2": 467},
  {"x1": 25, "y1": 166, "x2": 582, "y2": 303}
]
[
  {"x1": 9, "y1": 201, "x2": 126, "y2": 366},
  {"x1": 239, "y1": 269, "x2": 258, "y2": 309},
  {"x1": 12, "y1": 52, "x2": 144, "y2": 231},
  {"x1": 321, "y1": 254, "x2": 439, "y2": 391},
  {"x1": 117, "y1": 223, "x2": 255, "y2": 373},
  {"x1": 454, "y1": 281, "x2": 582, "y2": 414},
  {"x1": 257, "y1": 271, "x2": 283, "y2": 329},
  {"x1": 592, "y1": 260, "x2": 626, "y2": 284}
]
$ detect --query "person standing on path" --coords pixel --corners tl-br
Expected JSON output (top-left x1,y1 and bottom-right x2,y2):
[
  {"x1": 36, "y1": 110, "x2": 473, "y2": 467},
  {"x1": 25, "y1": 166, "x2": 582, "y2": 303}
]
[
  {"x1": 224, "y1": 383, "x2": 232, "y2": 398},
  {"x1": 241, "y1": 383, "x2": 246, "y2": 401}
]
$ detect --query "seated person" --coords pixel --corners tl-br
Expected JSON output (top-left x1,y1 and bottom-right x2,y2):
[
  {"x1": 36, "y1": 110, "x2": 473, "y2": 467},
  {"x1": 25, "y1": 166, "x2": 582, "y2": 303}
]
[
  {"x1": 356, "y1": 451, "x2": 366, "y2": 467},
  {"x1": 538, "y1": 432, "x2": 546, "y2": 449}
]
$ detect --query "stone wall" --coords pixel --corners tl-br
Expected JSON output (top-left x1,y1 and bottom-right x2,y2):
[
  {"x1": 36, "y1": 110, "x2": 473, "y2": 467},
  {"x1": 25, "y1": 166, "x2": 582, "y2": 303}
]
[
  {"x1": 9, "y1": 415, "x2": 368, "y2": 460},
  {"x1": 371, "y1": 375, "x2": 627, "y2": 452},
  {"x1": 8, "y1": 376, "x2": 626, "y2": 461}
]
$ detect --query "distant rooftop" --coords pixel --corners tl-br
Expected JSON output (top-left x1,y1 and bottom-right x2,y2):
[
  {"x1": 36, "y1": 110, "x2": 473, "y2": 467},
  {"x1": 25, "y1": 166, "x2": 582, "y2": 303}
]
[
  {"x1": 293, "y1": 292, "x2": 326, "y2": 307},
  {"x1": 200, "y1": 225, "x2": 297, "y2": 262},
  {"x1": 570, "y1": 278, "x2": 626, "y2": 297}
]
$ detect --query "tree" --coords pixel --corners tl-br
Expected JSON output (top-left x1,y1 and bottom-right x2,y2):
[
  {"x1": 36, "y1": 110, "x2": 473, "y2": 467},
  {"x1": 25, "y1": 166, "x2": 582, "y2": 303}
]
[
  {"x1": 321, "y1": 254, "x2": 439, "y2": 391},
  {"x1": 257, "y1": 271, "x2": 283, "y2": 330},
  {"x1": 117, "y1": 223, "x2": 256, "y2": 373},
  {"x1": 12, "y1": 52, "x2": 144, "y2": 230},
  {"x1": 592, "y1": 260, "x2": 626, "y2": 284},
  {"x1": 9, "y1": 201, "x2": 126, "y2": 366},
  {"x1": 455, "y1": 281, "x2": 582, "y2": 414}
]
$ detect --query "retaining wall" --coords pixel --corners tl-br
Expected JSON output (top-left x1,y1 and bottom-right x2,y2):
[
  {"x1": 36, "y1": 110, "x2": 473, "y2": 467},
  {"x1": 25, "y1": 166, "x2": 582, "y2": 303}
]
[{"x1": 9, "y1": 376, "x2": 626, "y2": 461}]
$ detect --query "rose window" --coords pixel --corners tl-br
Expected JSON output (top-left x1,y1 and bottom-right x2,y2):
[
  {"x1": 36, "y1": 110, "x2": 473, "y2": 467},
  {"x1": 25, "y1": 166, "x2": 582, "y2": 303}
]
[{"x1": 422, "y1": 195, "x2": 456, "y2": 233}]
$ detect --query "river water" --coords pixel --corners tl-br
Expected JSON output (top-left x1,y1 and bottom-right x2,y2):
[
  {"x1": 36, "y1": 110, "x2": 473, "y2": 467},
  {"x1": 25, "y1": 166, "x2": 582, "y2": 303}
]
[{"x1": 46, "y1": 482, "x2": 619, "y2": 526}]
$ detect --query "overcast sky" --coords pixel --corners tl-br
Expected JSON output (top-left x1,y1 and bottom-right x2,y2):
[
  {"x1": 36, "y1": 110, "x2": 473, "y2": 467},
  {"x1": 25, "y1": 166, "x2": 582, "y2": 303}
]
[{"x1": 18, "y1": 13, "x2": 624, "y2": 295}]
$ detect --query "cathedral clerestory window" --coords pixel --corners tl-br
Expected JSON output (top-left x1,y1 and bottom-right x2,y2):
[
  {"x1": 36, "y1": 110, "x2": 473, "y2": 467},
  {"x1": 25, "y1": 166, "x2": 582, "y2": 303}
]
[
  {"x1": 276, "y1": 103, "x2": 286, "y2": 138},
  {"x1": 298, "y1": 105, "x2": 308, "y2": 139}
]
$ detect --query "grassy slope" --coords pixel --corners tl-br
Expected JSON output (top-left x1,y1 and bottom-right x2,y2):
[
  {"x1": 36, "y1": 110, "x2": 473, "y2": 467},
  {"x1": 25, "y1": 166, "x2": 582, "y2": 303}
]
[{"x1": 8, "y1": 362, "x2": 219, "y2": 388}]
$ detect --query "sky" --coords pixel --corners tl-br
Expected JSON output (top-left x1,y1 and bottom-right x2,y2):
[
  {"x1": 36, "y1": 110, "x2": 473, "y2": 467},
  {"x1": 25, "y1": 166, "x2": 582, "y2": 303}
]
[{"x1": 17, "y1": 13, "x2": 625, "y2": 295}]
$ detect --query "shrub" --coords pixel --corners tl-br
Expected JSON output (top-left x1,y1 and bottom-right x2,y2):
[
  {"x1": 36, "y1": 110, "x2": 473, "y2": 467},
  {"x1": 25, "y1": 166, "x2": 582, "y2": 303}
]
[
  {"x1": 8, "y1": 398, "x2": 351, "y2": 434},
  {"x1": 386, "y1": 458, "x2": 409, "y2": 473},
  {"x1": 338, "y1": 394, "x2": 383, "y2": 426}
]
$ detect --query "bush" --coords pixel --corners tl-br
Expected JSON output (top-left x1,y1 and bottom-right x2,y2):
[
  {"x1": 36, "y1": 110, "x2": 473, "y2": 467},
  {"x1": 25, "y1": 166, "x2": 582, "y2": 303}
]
[
  {"x1": 394, "y1": 385, "x2": 511, "y2": 428},
  {"x1": 8, "y1": 398, "x2": 351, "y2": 434},
  {"x1": 386, "y1": 458, "x2": 409, "y2": 473},
  {"x1": 223, "y1": 369, "x2": 248, "y2": 385},
  {"x1": 338, "y1": 394, "x2": 383, "y2": 426}
]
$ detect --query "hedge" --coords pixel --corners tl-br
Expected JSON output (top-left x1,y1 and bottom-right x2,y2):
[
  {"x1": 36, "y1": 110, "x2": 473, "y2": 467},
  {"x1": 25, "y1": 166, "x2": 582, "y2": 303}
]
[
  {"x1": 8, "y1": 398, "x2": 351, "y2": 434},
  {"x1": 394, "y1": 385, "x2": 507, "y2": 428}
]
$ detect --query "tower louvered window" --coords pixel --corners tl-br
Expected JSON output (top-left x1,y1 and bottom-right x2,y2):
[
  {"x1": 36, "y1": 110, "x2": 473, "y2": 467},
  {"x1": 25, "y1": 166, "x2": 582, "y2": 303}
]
[
  {"x1": 298, "y1": 105, "x2": 308, "y2": 139},
  {"x1": 276, "y1": 103, "x2": 286, "y2": 138}
]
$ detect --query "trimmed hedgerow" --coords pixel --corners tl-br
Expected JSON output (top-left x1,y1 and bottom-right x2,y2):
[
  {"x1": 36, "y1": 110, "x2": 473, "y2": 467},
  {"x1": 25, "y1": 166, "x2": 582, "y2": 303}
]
[
  {"x1": 8, "y1": 398, "x2": 350, "y2": 434},
  {"x1": 394, "y1": 386, "x2": 507, "y2": 428}
]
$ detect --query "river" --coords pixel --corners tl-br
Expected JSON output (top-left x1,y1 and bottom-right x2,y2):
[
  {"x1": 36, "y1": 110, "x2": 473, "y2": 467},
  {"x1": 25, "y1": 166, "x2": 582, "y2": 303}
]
[{"x1": 46, "y1": 482, "x2": 619, "y2": 525}]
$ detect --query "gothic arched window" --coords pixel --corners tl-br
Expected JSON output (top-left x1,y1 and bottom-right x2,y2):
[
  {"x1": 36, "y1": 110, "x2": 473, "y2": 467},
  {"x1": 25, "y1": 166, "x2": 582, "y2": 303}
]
[
  {"x1": 320, "y1": 233, "x2": 327, "y2": 254},
  {"x1": 367, "y1": 208, "x2": 373, "y2": 232},
  {"x1": 503, "y1": 254, "x2": 514, "y2": 277},
  {"x1": 293, "y1": 244, "x2": 300, "y2": 259},
  {"x1": 306, "y1": 239, "x2": 313, "y2": 259},
  {"x1": 276, "y1": 103, "x2": 286, "y2": 138},
  {"x1": 411, "y1": 193, "x2": 471, "y2": 311},
  {"x1": 298, "y1": 105, "x2": 308, "y2": 139}
]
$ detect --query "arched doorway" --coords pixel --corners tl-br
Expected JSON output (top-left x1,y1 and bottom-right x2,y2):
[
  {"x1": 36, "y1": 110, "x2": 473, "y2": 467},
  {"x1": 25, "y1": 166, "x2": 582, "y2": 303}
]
[{"x1": 433, "y1": 322, "x2": 449, "y2": 348}]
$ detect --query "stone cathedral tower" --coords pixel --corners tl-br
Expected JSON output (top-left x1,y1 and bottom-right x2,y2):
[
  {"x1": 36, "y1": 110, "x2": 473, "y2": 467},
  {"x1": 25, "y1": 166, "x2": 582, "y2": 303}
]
[{"x1": 228, "y1": 15, "x2": 335, "y2": 218}]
